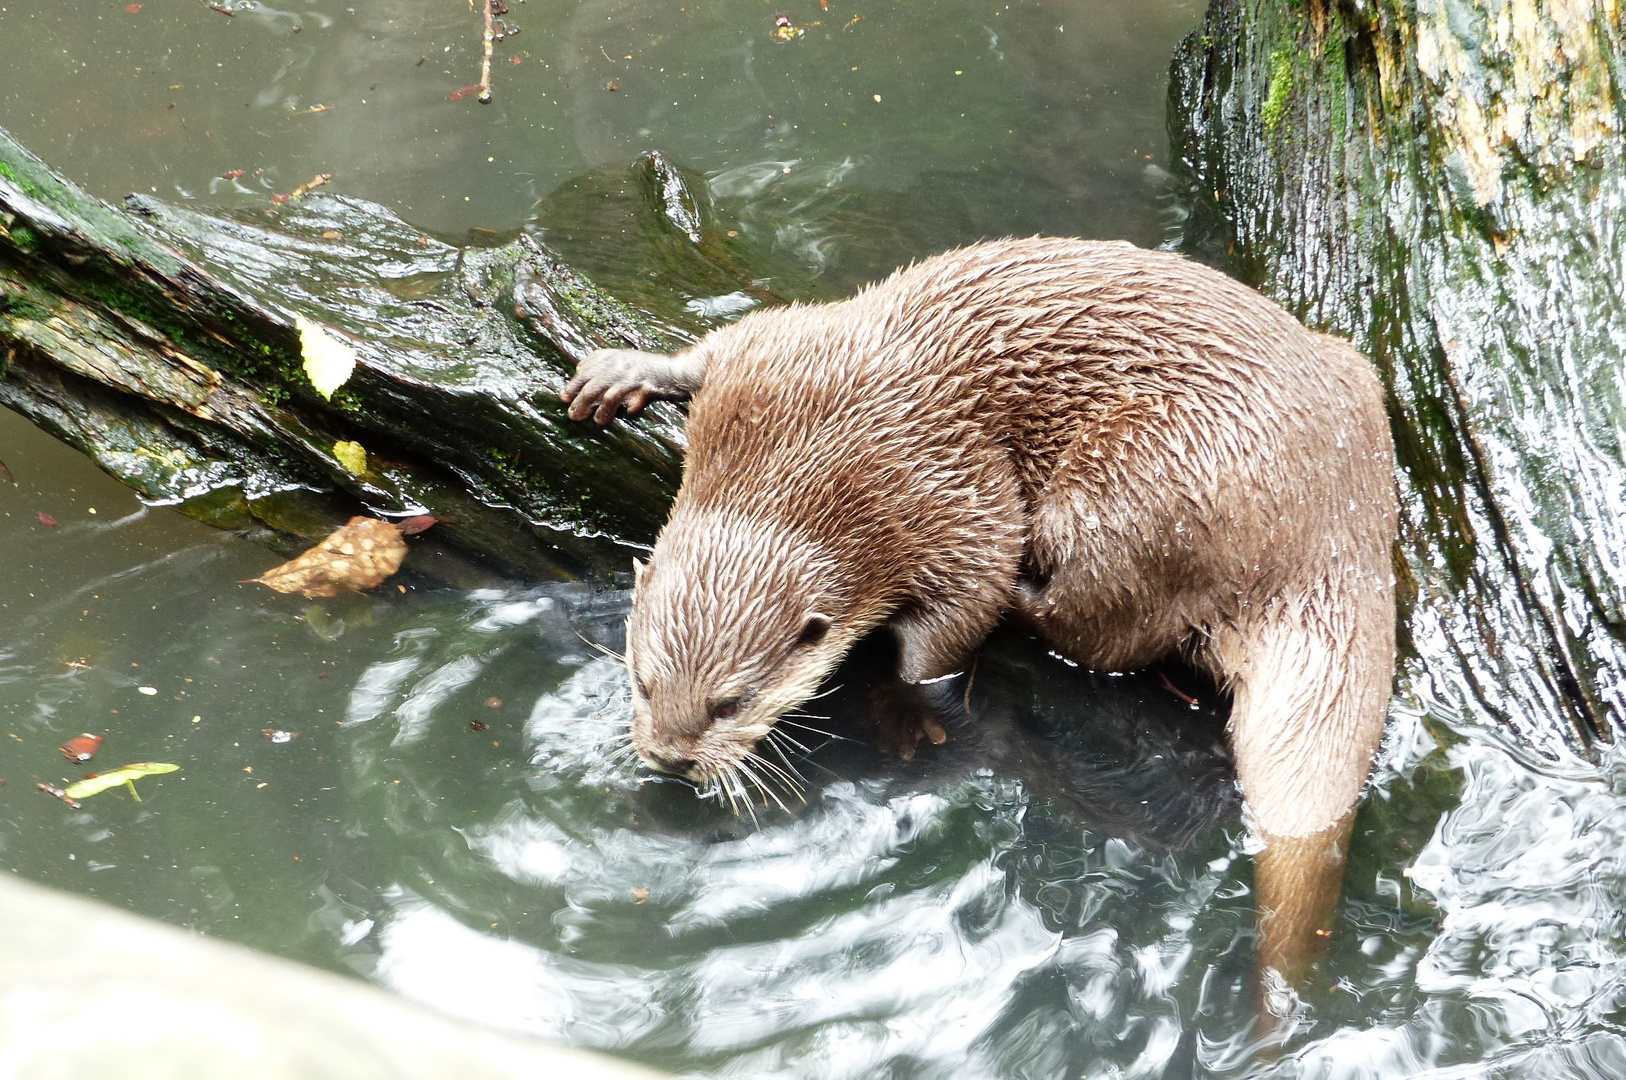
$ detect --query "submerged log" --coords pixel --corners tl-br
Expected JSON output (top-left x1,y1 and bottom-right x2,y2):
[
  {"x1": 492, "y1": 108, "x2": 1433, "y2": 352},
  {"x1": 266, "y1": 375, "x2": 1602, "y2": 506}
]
[
  {"x1": 0, "y1": 131, "x2": 758, "y2": 577},
  {"x1": 1171, "y1": 0, "x2": 1626, "y2": 752}
]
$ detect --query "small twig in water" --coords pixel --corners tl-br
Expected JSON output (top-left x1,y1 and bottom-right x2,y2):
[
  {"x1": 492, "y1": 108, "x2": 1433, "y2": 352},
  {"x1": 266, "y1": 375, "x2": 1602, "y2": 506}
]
[
  {"x1": 962, "y1": 655, "x2": 979, "y2": 717},
  {"x1": 572, "y1": 628, "x2": 626, "y2": 665},
  {"x1": 1159, "y1": 671, "x2": 1199, "y2": 707},
  {"x1": 451, "y1": 0, "x2": 497, "y2": 102},
  {"x1": 480, "y1": 1, "x2": 495, "y2": 102},
  {"x1": 476, "y1": 0, "x2": 495, "y2": 103},
  {"x1": 269, "y1": 172, "x2": 332, "y2": 207}
]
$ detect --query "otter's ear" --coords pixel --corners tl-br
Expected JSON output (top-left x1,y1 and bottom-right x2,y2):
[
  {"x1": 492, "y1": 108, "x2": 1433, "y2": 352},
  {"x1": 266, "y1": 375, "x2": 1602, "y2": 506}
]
[{"x1": 795, "y1": 613, "x2": 832, "y2": 649}]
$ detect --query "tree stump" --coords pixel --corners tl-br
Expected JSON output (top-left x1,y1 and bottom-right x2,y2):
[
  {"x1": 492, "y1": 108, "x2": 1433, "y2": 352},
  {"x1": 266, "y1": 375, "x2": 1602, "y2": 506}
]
[{"x1": 1172, "y1": 0, "x2": 1626, "y2": 751}]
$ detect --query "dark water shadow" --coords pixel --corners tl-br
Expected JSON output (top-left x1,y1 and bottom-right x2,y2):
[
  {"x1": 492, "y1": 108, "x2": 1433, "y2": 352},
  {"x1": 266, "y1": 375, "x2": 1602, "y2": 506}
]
[{"x1": 584, "y1": 608, "x2": 1240, "y2": 854}]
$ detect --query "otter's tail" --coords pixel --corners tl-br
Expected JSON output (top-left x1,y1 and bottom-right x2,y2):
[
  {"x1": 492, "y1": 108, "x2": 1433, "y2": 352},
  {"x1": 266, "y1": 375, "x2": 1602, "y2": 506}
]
[{"x1": 1210, "y1": 597, "x2": 1393, "y2": 983}]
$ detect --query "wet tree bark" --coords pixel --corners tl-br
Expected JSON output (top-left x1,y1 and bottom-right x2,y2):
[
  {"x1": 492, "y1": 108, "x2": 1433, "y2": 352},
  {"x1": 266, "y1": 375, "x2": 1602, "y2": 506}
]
[
  {"x1": 1171, "y1": 0, "x2": 1626, "y2": 752},
  {"x1": 0, "y1": 129, "x2": 714, "y2": 579}
]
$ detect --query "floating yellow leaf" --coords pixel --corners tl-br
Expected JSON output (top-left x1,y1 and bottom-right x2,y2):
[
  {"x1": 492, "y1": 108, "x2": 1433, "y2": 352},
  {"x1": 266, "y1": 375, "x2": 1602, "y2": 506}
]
[
  {"x1": 332, "y1": 439, "x2": 367, "y2": 476},
  {"x1": 248, "y1": 517, "x2": 408, "y2": 598},
  {"x1": 63, "y1": 762, "x2": 180, "y2": 801},
  {"x1": 296, "y1": 314, "x2": 356, "y2": 400}
]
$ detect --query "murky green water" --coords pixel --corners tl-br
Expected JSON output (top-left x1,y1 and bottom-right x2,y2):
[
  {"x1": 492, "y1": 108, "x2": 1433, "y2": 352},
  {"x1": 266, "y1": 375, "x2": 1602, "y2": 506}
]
[
  {"x1": 6, "y1": 2, "x2": 1626, "y2": 1078},
  {"x1": 0, "y1": 0, "x2": 1186, "y2": 253}
]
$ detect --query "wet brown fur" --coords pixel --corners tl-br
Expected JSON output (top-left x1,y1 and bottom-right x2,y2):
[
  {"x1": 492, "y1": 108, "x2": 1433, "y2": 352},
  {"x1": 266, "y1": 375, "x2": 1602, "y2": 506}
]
[{"x1": 565, "y1": 237, "x2": 1398, "y2": 981}]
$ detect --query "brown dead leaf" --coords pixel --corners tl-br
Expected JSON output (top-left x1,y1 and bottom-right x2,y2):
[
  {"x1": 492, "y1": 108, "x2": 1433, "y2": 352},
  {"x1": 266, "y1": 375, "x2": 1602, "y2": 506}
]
[
  {"x1": 59, "y1": 734, "x2": 104, "y2": 763},
  {"x1": 396, "y1": 514, "x2": 439, "y2": 535},
  {"x1": 249, "y1": 517, "x2": 408, "y2": 597}
]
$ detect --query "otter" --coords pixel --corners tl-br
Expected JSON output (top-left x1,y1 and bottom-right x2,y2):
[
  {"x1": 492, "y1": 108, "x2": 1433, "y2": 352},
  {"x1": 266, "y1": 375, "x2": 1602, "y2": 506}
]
[{"x1": 561, "y1": 237, "x2": 1397, "y2": 987}]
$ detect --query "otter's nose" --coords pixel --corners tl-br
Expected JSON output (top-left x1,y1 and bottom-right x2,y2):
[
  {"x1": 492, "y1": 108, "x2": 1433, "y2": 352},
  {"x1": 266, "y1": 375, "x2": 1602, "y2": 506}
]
[{"x1": 643, "y1": 751, "x2": 696, "y2": 776}]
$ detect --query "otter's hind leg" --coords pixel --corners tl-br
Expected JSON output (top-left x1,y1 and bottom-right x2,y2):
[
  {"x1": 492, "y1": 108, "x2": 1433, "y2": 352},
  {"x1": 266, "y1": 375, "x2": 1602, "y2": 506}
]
[{"x1": 1207, "y1": 605, "x2": 1392, "y2": 985}]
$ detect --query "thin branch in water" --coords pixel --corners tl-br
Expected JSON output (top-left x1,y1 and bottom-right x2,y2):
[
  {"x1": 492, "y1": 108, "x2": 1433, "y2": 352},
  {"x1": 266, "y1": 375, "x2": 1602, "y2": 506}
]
[
  {"x1": 573, "y1": 629, "x2": 626, "y2": 666},
  {"x1": 477, "y1": 0, "x2": 494, "y2": 103},
  {"x1": 451, "y1": 0, "x2": 497, "y2": 103}
]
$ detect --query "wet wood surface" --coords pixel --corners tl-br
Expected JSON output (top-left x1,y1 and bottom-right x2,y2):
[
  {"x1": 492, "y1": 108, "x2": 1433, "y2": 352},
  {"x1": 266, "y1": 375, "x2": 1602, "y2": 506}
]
[
  {"x1": 1, "y1": 131, "x2": 704, "y2": 579},
  {"x1": 1171, "y1": 0, "x2": 1626, "y2": 751}
]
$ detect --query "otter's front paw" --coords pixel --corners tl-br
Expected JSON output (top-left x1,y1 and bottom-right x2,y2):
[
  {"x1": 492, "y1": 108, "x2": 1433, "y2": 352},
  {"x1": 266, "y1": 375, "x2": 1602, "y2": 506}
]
[
  {"x1": 561, "y1": 349, "x2": 676, "y2": 424},
  {"x1": 867, "y1": 679, "x2": 950, "y2": 761}
]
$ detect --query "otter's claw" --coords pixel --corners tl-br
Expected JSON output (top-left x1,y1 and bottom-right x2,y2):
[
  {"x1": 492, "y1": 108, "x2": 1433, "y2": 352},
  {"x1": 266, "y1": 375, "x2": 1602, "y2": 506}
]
[
  {"x1": 560, "y1": 348, "x2": 705, "y2": 424},
  {"x1": 867, "y1": 678, "x2": 951, "y2": 760}
]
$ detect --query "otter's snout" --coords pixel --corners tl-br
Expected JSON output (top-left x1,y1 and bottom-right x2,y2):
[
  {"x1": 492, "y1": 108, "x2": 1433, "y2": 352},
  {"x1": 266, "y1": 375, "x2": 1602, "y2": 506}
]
[{"x1": 641, "y1": 749, "x2": 697, "y2": 777}]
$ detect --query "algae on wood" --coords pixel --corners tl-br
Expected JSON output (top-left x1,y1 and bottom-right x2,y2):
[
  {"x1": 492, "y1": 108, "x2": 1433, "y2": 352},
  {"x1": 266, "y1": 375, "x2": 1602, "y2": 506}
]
[
  {"x1": 0, "y1": 131, "x2": 742, "y2": 577},
  {"x1": 1171, "y1": 0, "x2": 1626, "y2": 752}
]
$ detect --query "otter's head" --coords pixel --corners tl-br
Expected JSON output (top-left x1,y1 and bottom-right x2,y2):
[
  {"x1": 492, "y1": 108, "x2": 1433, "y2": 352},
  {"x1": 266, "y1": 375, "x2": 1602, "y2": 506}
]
[{"x1": 624, "y1": 512, "x2": 864, "y2": 800}]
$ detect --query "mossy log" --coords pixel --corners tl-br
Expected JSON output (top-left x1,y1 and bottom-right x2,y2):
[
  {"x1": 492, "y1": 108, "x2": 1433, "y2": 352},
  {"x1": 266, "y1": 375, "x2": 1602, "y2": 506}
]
[
  {"x1": 0, "y1": 129, "x2": 739, "y2": 578},
  {"x1": 1172, "y1": 0, "x2": 1626, "y2": 752}
]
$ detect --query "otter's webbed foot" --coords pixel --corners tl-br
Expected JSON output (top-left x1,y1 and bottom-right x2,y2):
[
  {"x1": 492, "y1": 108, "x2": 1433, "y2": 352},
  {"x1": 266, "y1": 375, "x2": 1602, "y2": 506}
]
[
  {"x1": 561, "y1": 348, "x2": 707, "y2": 424},
  {"x1": 867, "y1": 675, "x2": 952, "y2": 761}
]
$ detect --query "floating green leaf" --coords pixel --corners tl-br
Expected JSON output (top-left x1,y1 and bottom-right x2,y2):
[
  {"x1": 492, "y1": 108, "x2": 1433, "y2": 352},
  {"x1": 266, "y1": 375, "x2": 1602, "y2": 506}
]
[
  {"x1": 332, "y1": 439, "x2": 367, "y2": 476},
  {"x1": 296, "y1": 314, "x2": 356, "y2": 400},
  {"x1": 63, "y1": 761, "x2": 180, "y2": 801}
]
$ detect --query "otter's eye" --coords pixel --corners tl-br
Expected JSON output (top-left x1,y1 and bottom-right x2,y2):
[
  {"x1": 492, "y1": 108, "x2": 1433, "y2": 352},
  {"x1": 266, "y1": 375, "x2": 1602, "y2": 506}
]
[
  {"x1": 711, "y1": 699, "x2": 741, "y2": 722},
  {"x1": 795, "y1": 614, "x2": 831, "y2": 649}
]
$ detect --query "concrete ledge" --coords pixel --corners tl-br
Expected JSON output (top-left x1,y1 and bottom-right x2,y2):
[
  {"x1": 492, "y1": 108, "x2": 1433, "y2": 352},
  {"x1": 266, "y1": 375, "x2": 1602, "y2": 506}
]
[{"x1": 0, "y1": 873, "x2": 664, "y2": 1080}]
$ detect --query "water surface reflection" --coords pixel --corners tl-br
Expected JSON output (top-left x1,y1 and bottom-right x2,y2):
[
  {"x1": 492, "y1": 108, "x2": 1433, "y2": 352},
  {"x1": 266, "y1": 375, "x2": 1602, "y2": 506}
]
[{"x1": 6, "y1": 430, "x2": 1626, "y2": 1077}]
